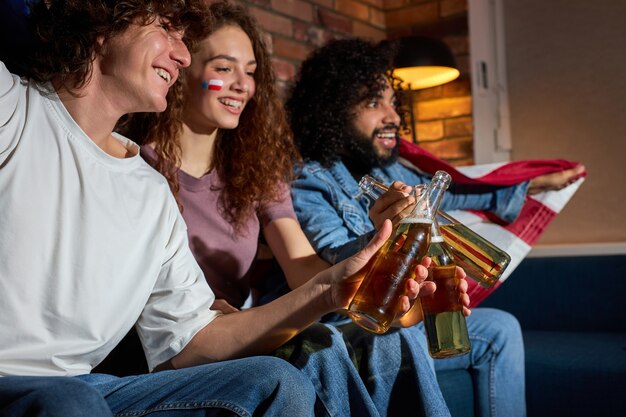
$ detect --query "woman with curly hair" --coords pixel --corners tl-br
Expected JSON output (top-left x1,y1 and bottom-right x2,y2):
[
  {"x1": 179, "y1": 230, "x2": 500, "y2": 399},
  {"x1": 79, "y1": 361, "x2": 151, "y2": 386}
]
[
  {"x1": 121, "y1": 0, "x2": 330, "y2": 310},
  {"x1": 119, "y1": 2, "x2": 469, "y2": 416}
]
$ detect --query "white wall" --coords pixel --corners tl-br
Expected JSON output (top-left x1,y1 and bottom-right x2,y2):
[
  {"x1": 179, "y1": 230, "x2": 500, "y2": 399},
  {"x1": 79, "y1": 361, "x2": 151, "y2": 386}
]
[{"x1": 472, "y1": 0, "x2": 626, "y2": 247}]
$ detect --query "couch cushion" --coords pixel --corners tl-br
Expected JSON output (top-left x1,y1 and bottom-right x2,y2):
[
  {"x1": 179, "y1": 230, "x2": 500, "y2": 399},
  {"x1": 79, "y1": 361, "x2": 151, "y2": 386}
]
[
  {"x1": 482, "y1": 255, "x2": 626, "y2": 332},
  {"x1": 481, "y1": 255, "x2": 626, "y2": 416},
  {"x1": 524, "y1": 330, "x2": 626, "y2": 417}
]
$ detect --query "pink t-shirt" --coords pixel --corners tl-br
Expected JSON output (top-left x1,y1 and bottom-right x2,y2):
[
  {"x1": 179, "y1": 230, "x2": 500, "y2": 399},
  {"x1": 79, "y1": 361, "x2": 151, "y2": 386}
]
[{"x1": 141, "y1": 145, "x2": 297, "y2": 307}]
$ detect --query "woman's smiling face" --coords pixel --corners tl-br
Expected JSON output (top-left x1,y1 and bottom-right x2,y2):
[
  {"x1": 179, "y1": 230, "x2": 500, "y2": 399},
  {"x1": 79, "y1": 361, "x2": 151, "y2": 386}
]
[{"x1": 184, "y1": 25, "x2": 257, "y2": 131}]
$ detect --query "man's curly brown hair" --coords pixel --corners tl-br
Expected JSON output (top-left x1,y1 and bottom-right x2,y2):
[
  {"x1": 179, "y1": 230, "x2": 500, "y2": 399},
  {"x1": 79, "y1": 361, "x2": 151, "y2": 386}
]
[
  {"x1": 26, "y1": 0, "x2": 211, "y2": 92},
  {"x1": 119, "y1": 0, "x2": 300, "y2": 234},
  {"x1": 286, "y1": 38, "x2": 409, "y2": 168}
]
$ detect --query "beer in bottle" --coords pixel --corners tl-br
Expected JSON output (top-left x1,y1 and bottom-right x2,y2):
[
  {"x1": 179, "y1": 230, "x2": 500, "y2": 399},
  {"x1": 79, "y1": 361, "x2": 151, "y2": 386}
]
[
  {"x1": 420, "y1": 219, "x2": 471, "y2": 358},
  {"x1": 359, "y1": 175, "x2": 511, "y2": 288},
  {"x1": 348, "y1": 171, "x2": 451, "y2": 334}
]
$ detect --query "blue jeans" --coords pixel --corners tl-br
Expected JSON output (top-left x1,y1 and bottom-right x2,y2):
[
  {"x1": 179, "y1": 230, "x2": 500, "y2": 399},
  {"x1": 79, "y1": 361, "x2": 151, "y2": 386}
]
[
  {"x1": 275, "y1": 323, "x2": 450, "y2": 417},
  {"x1": 430, "y1": 308, "x2": 526, "y2": 417},
  {"x1": 0, "y1": 357, "x2": 316, "y2": 417},
  {"x1": 321, "y1": 308, "x2": 525, "y2": 417},
  {"x1": 0, "y1": 376, "x2": 112, "y2": 417}
]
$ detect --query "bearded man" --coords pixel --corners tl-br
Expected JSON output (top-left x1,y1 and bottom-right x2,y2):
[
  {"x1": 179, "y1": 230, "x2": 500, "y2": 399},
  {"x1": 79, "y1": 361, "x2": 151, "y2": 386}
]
[{"x1": 287, "y1": 38, "x2": 581, "y2": 417}]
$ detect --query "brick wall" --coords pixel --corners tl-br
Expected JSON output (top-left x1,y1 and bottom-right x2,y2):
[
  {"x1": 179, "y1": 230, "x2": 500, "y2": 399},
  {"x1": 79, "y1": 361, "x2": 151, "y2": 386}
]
[{"x1": 229, "y1": 0, "x2": 473, "y2": 165}]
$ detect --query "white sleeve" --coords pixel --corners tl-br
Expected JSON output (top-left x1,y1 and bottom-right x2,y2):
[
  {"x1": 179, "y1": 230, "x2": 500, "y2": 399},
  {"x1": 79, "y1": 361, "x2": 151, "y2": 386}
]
[
  {"x1": 136, "y1": 197, "x2": 220, "y2": 371},
  {"x1": 0, "y1": 61, "x2": 23, "y2": 164}
]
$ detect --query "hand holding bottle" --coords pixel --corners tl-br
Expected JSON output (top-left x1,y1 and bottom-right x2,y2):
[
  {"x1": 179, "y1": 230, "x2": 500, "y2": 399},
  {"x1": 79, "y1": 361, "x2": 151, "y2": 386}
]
[
  {"x1": 420, "y1": 220, "x2": 472, "y2": 358},
  {"x1": 393, "y1": 264, "x2": 471, "y2": 329},
  {"x1": 348, "y1": 171, "x2": 452, "y2": 334},
  {"x1": 367, "y1": 181, "x2": 415, "y2": 230},
  {"x1": 360, "y1": 175, "x2": 511, "y2": 288},
  {"x1": 315, "y1": 219, "x2": 434, "y2": 315}
]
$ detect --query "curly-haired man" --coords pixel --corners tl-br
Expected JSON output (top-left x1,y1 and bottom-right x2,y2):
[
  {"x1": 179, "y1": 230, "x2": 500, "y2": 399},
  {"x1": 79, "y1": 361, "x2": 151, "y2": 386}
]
[
  {"x1": 287, "y1": 38, "x2": 586, "y2": 417},
  {"x1": 288, "y1": 37, "x2": 584, "y2": 417},
  {"x1": 0, "y1": 4, "x2": 428, "y2": 417}
]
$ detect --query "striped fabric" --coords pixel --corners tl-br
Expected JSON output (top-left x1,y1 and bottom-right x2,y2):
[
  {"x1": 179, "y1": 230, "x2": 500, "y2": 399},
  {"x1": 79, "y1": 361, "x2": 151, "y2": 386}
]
[{"x1": 399, "y1": 139, "x2": 585, "y2": 306}]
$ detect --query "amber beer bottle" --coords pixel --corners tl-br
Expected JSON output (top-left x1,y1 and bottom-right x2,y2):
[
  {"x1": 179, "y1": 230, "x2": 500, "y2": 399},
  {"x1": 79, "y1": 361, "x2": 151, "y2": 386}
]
[
  {"x1": 358, "y1": 175, "x2": 511, "y2": 288},
  {"x1": 420, "y1": 220, "x2": 471, "y2": 358},
  {"x1": 348, "y1": 171, "x2": 451, "y2": 334}
]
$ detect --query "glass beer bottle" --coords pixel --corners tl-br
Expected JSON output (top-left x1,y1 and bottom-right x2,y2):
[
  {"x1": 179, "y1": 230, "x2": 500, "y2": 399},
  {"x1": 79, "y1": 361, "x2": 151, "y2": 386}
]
[
  {"x1": 359, "y1": 175, "x2": 511, "y2": 288},
  {"x1": 435, "y1": 211, "x2": 510, "y2": 288},
  {"x1": 420, "y1": 219, "x2": 471, "y2": 358},
  {"x1": 347, "y1": 171, "x2": 451, "y2": 334}
]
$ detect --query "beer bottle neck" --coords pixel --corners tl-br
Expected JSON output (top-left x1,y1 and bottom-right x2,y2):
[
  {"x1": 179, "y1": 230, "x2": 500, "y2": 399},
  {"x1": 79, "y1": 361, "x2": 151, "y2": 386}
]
[
  {"x1": 409, "y1": 170, "x2": 451, "y2": 222},
  {"x1": 359, "y1": 175, "x2": 388, "y2": 200},
  {"x1": 431, "y1": 218, "x2": 444, "y2": 241}
]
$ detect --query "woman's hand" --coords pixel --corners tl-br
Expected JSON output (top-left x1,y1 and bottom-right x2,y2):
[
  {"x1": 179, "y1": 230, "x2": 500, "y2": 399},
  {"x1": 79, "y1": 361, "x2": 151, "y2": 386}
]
[
  {"x1": 393, "y1": 265, "x2": 471, "y2": 328},
  {"x1": 457, "y1": 267, "x2": 471, "y2": 317}
]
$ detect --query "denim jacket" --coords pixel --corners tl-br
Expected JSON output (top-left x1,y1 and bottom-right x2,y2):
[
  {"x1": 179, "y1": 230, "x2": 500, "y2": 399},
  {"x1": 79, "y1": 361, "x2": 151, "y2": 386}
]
[{"x1": 291, "y1": 160, "x2": 528, "y2": 264}]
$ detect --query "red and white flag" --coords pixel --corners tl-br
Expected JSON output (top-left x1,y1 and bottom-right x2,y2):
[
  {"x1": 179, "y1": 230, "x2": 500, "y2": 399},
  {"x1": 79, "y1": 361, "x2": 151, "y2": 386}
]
[
  {"x1": 399, "y1": 139, "x2": 586, "y2": 306},
  {"x1": 203, "y1": 79, "x2": 223, "y2": 91}
]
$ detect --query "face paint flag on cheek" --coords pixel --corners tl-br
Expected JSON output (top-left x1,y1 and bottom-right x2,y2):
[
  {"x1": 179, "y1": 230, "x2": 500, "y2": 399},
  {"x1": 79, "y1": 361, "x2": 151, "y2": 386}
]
[{"x1": 201, "y1": 79, "x2": 224, "y2": 91}]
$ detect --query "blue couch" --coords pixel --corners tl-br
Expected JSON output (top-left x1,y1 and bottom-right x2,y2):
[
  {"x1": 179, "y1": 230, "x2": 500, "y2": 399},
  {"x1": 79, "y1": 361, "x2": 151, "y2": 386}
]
[{"x1": 472, "y1": 253, "x2": 626, "y2": 417}]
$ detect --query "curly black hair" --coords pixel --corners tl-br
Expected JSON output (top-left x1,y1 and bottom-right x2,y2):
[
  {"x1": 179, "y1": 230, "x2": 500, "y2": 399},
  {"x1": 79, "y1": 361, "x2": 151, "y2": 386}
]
[{"x1": 286, "y1": 38, "x2": 408, "y2": 168}]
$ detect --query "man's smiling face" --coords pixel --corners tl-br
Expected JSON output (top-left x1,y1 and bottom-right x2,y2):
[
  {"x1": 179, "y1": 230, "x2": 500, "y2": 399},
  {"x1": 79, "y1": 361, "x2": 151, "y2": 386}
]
[{"x1": 343, "y1": 76, "x2": 402, "y2": 168}]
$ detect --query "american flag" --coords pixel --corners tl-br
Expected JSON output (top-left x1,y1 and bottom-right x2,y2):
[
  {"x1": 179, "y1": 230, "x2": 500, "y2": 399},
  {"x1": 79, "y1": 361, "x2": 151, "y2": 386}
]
[{"x1": 399, "y1": 139, "x2": 586, "y2": 306}]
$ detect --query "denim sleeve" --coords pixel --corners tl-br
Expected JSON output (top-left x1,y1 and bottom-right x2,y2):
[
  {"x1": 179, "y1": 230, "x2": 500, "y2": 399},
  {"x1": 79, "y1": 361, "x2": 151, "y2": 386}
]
[
  {"x1": 291, "y1": 170, "x2": 376, "y2": 264},
  {"x1": 394, "y1": 163, "x2": 528, "y2": 224},
  {"x1": 439, "y1": 181, "x2": 529, "y2": 223},
  {"x1": 490, "y1": 181, "x2": 529, "y2": 223}
]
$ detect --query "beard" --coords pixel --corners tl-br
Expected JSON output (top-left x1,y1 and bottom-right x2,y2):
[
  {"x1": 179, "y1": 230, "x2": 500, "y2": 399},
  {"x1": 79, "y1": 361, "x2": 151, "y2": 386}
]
[{"x1": 341, "y1": 123, "x2": 400, "y2": 178}]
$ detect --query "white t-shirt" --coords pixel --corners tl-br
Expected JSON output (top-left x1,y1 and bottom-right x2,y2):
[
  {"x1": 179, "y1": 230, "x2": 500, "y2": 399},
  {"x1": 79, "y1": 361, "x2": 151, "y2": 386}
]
[{"x1": 0, "y1": 61, "x2": 219, "y2": 376}]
